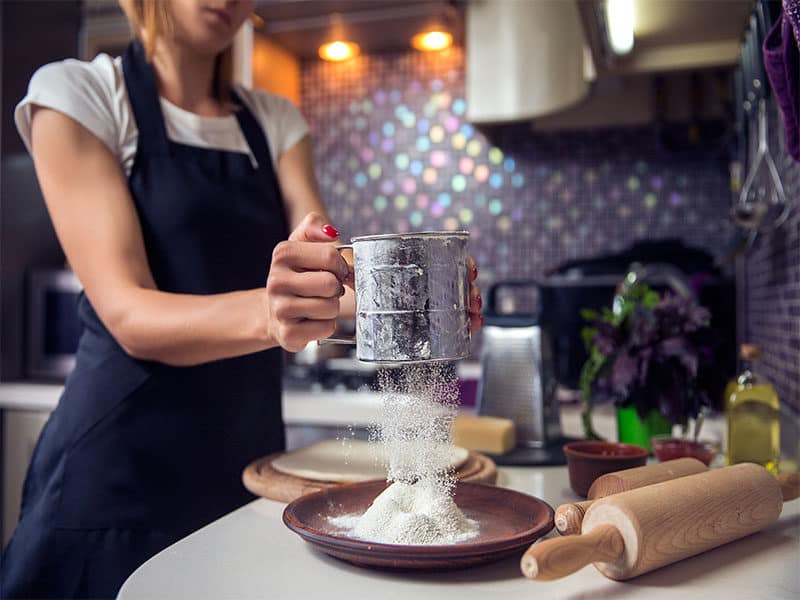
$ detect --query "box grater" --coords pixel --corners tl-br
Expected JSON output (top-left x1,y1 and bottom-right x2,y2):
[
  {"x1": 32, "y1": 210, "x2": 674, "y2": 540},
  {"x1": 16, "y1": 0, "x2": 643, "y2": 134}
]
[{"x1": 476, "y1": 281, "x2": 562, "y2": 448}]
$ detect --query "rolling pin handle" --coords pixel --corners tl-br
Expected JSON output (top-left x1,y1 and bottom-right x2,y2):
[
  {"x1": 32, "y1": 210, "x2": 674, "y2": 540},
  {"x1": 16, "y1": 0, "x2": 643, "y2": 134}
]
[
  {"x1": 520, "y1": 524, "x2": 624, "y2": 581},
  {"x1": 776, "y1": 472, "x2": 800, "y2": 501},
  {"x1": 554, "y1": 500, "x2": 593, "y2": 536}
]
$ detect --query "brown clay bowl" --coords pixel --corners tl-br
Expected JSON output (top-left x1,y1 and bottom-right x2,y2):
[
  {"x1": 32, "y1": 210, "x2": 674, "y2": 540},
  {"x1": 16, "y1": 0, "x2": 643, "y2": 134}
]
[
  {"x1": 283, "y1": 480, "x2": 554, "y2": 570},
  {"x1": 650, "y1": 435, "x2": 719, "y2": 466},
  {"x1": 563, "y1": 441, "x2": 649, "y2": 497}
]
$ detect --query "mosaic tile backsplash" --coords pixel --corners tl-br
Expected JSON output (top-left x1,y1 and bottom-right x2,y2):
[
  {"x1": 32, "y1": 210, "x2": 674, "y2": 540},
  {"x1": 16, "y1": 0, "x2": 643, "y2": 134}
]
[
  {"x1": 302, "y1": 47, "x2": 734, "y2": 292},
  {"x1": 741, "y1": 99, "x2": 800, "y2": 413}
]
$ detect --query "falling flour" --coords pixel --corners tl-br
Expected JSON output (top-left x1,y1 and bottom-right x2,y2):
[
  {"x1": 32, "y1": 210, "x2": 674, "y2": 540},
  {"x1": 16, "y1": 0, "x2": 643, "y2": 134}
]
[{"x1": 330, "y1": 363, "x2": 479, "y2": 545}]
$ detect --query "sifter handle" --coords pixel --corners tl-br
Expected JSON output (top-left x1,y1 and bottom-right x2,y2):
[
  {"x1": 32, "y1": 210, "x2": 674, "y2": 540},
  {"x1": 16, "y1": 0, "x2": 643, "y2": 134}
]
[
  {"x1": 317, "y1": 244, "x2": 356, "y2": 346},
  {"x1": 554, "y1": 500, "x2": 594, "y2": 536},
  {"x1": 520, "y1": 524, "x2": 624, "y2": 581},
  {"x1": 777, "y1": 472, "x2": 800, "y2": 501}
]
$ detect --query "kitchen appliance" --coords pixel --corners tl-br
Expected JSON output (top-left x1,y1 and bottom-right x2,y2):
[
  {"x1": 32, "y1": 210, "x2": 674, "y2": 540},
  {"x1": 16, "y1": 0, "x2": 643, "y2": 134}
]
[
  {"x1": 522, "y1": 464, "x2": 799, "y2": 581},
  {"x1": 322, "y1": 231, "x2": 470, "y2": 363},
  {"x1": 466, "y1": 0, "x2": 588, "y2": 122},
  {"x1": 476, "y1": 281, "x2": 562, "y2": 452},
  {"x1": 26, "y1": 268, "x2": 83, "y2": 380}
]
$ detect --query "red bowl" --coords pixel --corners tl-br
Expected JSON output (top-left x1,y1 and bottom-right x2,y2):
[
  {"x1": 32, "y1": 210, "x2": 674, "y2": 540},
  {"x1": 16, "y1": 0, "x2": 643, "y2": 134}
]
[
  {"x1": 563, "y1": 441, "x2": 649, "y2": 497},
  {"x1": 650, "y1": 435, "x2": 719, "y2": 466}
]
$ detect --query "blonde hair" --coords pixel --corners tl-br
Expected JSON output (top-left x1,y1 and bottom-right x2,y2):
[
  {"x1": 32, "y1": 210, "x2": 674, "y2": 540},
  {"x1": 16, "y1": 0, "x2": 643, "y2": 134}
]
[{"x1": 118, "y1": 0, "x2": 233, "y2": 102}]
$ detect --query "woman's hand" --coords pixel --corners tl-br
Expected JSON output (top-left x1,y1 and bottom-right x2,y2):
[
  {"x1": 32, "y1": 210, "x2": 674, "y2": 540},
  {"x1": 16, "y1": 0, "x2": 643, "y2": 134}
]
[
  {"x1": 264, "y1": 212, "x2": 349, "y2": 352},
  {"x1": 467, "y1": 255, "x2": 483, "y2": 332}
]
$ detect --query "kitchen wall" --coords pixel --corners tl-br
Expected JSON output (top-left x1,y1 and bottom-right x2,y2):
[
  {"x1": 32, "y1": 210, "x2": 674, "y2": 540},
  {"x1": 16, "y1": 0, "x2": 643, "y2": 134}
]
[
  {"x1": 741, "y1": 99, "x2": 800, "y2": 413},
  {"x1": 302, "y1": 47, "x2": 734, "y2": 295},
  {"x1": 0, "y1": 1, "x2": 80, "y2": 381}
]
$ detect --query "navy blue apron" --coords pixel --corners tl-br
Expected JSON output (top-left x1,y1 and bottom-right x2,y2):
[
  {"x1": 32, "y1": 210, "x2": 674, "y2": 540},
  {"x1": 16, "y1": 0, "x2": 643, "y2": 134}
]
[{"x1": 1, "y1": 41, "x2": 288, "y2": 598}]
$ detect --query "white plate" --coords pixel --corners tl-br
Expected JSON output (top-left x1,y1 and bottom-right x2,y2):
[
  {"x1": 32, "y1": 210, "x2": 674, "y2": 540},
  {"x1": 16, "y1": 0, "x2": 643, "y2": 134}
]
[{"x1": 271, "y1": 439, "x2": 470, "y2": 483}]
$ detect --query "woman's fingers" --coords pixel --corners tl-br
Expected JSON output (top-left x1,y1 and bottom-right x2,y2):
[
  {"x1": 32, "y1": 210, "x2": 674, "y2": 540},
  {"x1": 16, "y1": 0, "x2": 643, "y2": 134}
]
[
  {"x1": 469, "y1": 282, "x2": 482, "y2": 308},
  {"x1": 467, "y1": 255, "x2": 478, "y2": 281},
  {"x1": 467, "y1": 255, "x2": 482, "y2": 332},
  {"x1": 468, "y1": 282, "x2": 483, "y2": 333},
  {"x1": 271, "y1": 296, "x2": 341, "y2": 322},
  {"x1": 288, "y1": 212, "x2": 341, "y2": 243},
  {"x1": 273, "y1": 318, "x2": 338, "y2": 353},
  {"x1": 268, "y1": 270, "x2": 344, "y2": 299},
  {"x1": 271, "y1": 240, "x2": 349, "y2": 281},
  {"x1": 469, "y1": 312, "x2": 483, "y2": 333},
  {"x1": 267, "y1": 222, "x2": 349, "y2": 350}
]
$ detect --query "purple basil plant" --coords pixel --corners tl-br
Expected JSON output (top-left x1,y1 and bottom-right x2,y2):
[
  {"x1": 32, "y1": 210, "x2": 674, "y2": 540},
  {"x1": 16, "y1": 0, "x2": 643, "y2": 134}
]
[{"x1": 579, "y1": 284, "x2": 713, "y2": 440}]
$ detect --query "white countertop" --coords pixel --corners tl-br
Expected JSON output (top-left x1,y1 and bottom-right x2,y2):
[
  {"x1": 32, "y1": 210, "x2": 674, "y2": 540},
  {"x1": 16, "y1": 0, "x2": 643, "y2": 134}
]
[
  {"x1": 117, "y1": 465, "x2": 800, "y2": 600},
  {"x1": 4, "y1": 384, "x2": 795, "y2": 597},
  {"x1": 0, "y1": 382, "x2": 712, "y2": 444},
  {"x1": 0, "y1": 383, "x2": 66, "y2": 412},
  {"x1": 0, "y1": 382, "x2": 383, "y2": 420}
]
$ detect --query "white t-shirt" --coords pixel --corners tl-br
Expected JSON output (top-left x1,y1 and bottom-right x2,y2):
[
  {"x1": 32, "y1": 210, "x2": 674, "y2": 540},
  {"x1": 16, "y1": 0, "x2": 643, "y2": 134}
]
[{"x1": 14, "y1": 53, "x2": 309, "y2": 174}]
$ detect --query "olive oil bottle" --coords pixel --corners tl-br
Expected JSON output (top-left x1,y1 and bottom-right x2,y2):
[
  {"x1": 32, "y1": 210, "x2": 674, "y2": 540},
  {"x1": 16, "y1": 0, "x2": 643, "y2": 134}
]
[{"x1": 726, "y1": 344, "x2": 780, "y2": 473}]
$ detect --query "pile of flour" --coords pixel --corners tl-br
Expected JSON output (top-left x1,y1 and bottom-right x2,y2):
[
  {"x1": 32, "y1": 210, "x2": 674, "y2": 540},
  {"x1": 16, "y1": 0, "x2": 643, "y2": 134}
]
[
  {"x1": 354, "y1": 479, "x2": 477, "y2": 544},
  {"x1": 331, "y1": 363, "x2": 478, "y2": 545}
]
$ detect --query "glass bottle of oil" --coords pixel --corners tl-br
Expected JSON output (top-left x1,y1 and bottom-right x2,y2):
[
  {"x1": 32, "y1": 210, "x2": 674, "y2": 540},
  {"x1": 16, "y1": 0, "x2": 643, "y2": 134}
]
[
  {"x1": 727, "y1": 344, "x2": 780, "y2": 473},
  {"x1": 723, "y1": 376, "x2": 738, "y2": 413}
]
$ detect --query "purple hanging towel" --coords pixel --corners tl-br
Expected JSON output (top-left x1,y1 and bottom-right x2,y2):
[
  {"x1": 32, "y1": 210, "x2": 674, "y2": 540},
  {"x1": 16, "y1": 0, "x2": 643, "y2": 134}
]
[{"x1": 763, "y1": 5, "x2": 800, "y2": 161}]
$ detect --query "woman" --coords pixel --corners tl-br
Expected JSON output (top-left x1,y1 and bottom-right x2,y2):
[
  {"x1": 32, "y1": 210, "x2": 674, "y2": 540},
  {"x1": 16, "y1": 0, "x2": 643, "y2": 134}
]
[{"x1": 1, "y1": 0, "x2": 482, "y2": 597}]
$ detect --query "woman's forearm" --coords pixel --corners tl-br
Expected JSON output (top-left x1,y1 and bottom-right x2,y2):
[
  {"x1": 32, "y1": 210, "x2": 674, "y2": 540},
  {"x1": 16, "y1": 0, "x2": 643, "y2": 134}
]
[{"x1": 110, "y1": 286, "x2": 276, "y2": 366}]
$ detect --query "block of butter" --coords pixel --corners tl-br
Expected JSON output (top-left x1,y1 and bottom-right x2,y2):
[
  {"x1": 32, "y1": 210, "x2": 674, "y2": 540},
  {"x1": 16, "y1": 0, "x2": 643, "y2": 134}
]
[{"x1": 452, "y1": 414, "x2": 516, "y2": 455}]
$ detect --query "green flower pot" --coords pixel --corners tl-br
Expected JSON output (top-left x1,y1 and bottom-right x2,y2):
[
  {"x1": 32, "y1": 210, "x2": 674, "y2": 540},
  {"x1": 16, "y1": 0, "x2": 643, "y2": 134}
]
[{"x1": 616, "y1": 405, "x2": 672, "y2": 451}]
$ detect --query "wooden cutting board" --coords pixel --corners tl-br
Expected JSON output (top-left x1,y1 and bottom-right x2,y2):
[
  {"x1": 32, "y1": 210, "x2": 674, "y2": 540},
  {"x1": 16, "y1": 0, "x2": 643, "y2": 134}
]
[{"x1": 243, "y1": 451, "x2": 498, "y2": 504}]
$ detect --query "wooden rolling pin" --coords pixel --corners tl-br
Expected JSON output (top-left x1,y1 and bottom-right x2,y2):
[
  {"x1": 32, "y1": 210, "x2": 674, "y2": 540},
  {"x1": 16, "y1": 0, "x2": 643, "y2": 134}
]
[
  {"x1": 555, "y1": 458, "x2": 707, "y2": 535},
  {"x1": 522, "y1": 464, "x2": 800, "y2": 581}
]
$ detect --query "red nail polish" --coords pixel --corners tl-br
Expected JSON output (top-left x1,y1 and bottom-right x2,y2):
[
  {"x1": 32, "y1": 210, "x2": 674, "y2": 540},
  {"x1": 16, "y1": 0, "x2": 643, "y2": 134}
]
[
  {"x1": 477, "y1": 295, "x2": 483, "y2": 308},
  {"x1": 472, "y1": 265, "x2": 478, "y2": 279},
  {"x1": 322, "y1": 224, "x2": 339, "y2": 238}
]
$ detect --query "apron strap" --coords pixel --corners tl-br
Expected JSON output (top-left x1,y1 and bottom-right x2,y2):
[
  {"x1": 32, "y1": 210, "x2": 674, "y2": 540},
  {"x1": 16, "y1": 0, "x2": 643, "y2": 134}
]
[
  {"x1": 230, "y1": 90, "x2": 278, "y2": 177},
  {"x1": 122, "y1": 39, "x2": 284, "y2": 203},
  {"x1": 121, "y1": 40, "x2": 170, "y2": 154}
]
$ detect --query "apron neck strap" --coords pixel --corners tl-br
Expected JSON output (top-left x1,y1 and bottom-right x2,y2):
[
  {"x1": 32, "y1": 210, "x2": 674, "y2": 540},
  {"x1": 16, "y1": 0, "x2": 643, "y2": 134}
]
[
  {"x1": 122, "y1": 40, "x2": 169, "y2": 153},
  {"x1": 122, "y1": 40, "x2": 277, "y2": 174},
  {"x1": 230, "y1": 89, "x2": 275, "y2": 173}
]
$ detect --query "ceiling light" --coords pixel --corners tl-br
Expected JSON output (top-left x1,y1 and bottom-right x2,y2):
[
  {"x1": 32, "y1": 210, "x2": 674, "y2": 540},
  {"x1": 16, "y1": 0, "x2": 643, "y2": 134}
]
[
  {"x1": 318, "y1": 40, "x2": 360, "y2": 62},
  {"x1": 605, "y1": 0, "x2": 635, "y2": 56},
  {"x1": 250, "y1": 13, "x2": 264, "y2": 29},
  {"x1": 411, "y1": 30, "x2": 453, "y2": 52}
]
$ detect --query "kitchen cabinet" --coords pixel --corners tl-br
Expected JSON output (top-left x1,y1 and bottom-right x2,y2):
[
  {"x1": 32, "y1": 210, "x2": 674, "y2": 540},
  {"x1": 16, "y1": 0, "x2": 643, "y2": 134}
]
[
  {"x1": 0, "y1": 383, "x2": 60, "y2": 546},
  {"x1": 2, "y1": 409, "x2": 51, "y2": 547}
]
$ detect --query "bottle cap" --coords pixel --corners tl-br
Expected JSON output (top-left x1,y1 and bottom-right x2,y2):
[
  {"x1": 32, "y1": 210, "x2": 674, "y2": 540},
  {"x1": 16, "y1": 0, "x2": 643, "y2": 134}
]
[{"x1": 740, "y1": 344, "x2": 762, "y2": 360}]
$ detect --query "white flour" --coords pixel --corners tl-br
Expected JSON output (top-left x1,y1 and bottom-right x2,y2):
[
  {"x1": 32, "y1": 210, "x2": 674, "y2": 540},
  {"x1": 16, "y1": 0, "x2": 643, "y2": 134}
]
[{"x1": 330, "y1": 363, "x2": 478, "y2": 545}]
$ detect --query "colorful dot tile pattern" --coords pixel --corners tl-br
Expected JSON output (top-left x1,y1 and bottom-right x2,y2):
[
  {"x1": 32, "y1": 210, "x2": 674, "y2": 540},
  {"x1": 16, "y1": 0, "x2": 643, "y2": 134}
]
[
  {"x1": 301, "y1": 47, "x2": 733, "y2": 289},
  {"x1": 742, "y1": 99, "x2": 800, "y2": 412}
]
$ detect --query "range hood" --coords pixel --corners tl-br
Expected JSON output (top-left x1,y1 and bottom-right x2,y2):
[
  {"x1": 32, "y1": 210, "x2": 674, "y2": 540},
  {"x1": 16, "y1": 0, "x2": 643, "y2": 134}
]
[{"x1": 465, "y1": 0, "x2": 590, "y2": 123}]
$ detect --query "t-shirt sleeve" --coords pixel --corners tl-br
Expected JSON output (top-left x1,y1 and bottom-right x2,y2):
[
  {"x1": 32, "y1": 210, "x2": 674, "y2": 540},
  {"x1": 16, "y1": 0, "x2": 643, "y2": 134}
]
[
  {"x1": 14, "y1": 56, "x2": 122, "y2": 158},
  {"x1": 272, "y1": 96, "x2": 310, "y2": 156},
  {"x1": 243, "y1": 89, "x2": 310, "y2": 164}
]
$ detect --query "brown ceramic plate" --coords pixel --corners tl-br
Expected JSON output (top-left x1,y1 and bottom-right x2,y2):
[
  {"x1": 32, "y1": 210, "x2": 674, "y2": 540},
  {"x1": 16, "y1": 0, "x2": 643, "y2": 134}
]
[{"x1": 282, "y1": 481, "x2": 554, "y2": 570}]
